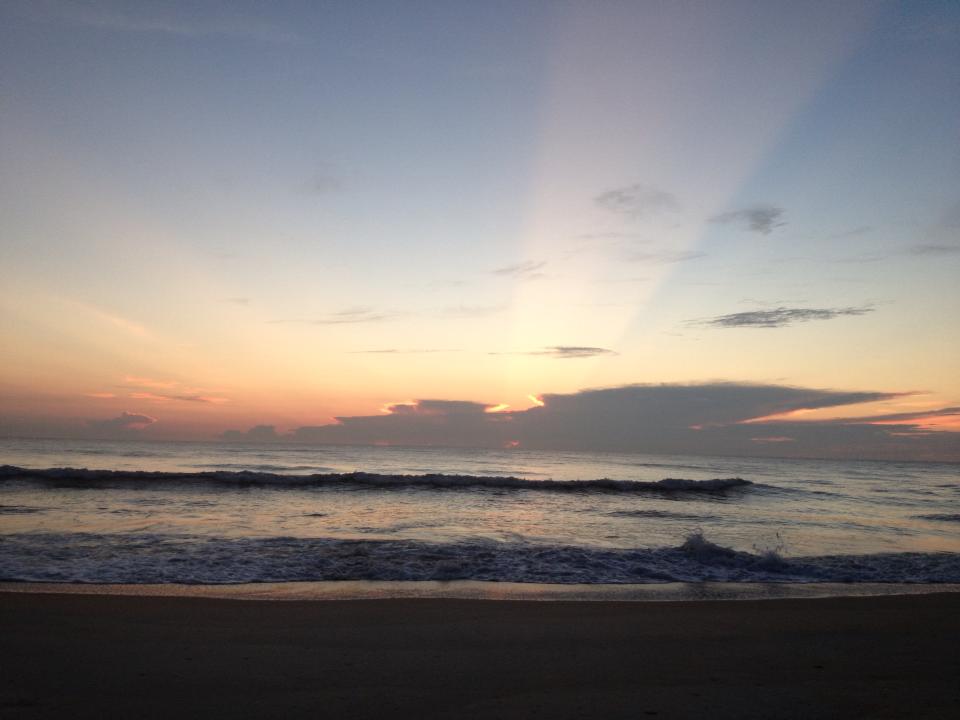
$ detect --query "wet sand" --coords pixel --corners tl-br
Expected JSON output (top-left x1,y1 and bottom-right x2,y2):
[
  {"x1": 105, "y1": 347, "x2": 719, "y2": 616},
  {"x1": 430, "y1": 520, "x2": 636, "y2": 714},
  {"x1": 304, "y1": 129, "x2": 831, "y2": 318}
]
[{"x1": 2, "y1": 591, "x2": 958, "y2": 719}]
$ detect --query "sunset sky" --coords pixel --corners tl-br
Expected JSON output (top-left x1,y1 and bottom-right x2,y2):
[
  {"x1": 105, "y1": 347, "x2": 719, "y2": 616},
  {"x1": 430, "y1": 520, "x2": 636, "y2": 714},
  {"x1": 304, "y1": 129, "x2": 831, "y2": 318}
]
[{"x1": 1, "y1": 1, "x2": 958, "y2": 459}]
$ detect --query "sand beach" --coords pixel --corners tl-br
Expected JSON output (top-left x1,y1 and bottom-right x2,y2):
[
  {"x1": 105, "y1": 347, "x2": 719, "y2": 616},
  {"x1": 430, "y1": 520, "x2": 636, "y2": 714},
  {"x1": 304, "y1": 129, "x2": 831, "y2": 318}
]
[{"x1": 2, "y1": 590, "x2": 958, "y2": 719}]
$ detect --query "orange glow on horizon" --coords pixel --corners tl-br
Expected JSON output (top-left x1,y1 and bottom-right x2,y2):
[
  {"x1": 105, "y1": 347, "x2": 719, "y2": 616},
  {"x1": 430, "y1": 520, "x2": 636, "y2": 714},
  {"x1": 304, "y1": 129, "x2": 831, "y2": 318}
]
[
  {"x1": 739, "y1": 408, "x2": 815, "y2": 424},
  {"x1": 868, "y1": 415, "x2": 960, "y2": 431}
]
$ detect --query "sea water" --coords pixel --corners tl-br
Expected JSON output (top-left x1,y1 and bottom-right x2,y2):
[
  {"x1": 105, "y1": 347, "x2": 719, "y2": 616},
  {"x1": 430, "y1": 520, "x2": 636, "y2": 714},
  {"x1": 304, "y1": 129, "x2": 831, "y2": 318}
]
[{"x1": 1, "y1": 438, "x2": 958, "y2": 585}]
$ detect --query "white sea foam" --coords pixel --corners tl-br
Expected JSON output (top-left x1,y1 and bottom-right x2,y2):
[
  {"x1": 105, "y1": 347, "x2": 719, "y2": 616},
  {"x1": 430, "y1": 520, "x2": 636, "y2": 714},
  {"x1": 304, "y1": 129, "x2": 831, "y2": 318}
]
[{"x1": 1, "y1": 531, "x2": 958, "y2": 585}]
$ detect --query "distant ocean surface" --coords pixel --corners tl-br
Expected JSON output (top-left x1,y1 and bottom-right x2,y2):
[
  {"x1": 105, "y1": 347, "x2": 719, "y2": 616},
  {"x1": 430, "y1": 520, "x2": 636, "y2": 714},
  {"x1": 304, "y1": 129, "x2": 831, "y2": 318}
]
[{"x1": 1, "y1": 438, "x2": 958, "y2": 585}]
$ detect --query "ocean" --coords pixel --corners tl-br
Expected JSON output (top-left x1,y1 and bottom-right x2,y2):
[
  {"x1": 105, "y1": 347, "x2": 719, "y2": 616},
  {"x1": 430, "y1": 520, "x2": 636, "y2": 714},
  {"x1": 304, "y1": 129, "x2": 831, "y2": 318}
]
[{"x1": 1, "y1": 438, "x2": 958, "y2": 586}]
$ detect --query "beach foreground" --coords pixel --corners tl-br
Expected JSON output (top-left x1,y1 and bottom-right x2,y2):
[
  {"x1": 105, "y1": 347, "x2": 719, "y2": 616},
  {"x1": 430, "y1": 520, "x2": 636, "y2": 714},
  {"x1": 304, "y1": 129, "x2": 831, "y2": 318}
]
[{"x1": 2, "y1": 592, "x2": 958, "y2": 719}]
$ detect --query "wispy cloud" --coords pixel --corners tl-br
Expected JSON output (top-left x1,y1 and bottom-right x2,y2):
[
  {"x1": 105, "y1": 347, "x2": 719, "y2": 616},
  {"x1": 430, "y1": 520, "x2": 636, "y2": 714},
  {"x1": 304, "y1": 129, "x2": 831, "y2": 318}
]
[
  {"x1": 493, "y1": 346, "x2": 617, "y2": 359},
  {"x1": 27, "y1": 1, "x2": 299, "y2": 43},
  {"x1": 424, "y1": 279, "x2": 469, "y2": 289},
  {"x1": 595, "y1": 183, "x2": 679, "y2": 218},
  {"x1": 122, "y1": 376, "x2": 227, "y2": 403},
  {"x1": 311, "y1": 307, "x2": 400, "y2": 325},
  {"x1": 830, "y1": 225, "x2": 873, "y2": 239},
  {"x1": 491, "y1": 260, "x2": 546, "y2": 280},
  {"x1": 348, "y1": 348, "x2": 459, "y2": 355},
  {"x1": 131, "y1": 391, "x2": 228, "y2": 404},
  {"x1": 224, "y1": 297, "x2": 250, "y2": 305},
  {"x1": 440, "y1": 304, "x2": 506, "y2": 319},
  {"x1": 909, "y1": 243, "x2": 960, "y2": 256},
  {"x1": 73, "y1": 302, "x2": 152, "y2": 340},
  {"x1": 622, "y1": 249, "x2": 705, "y2": 264},
  {"x1": 124, "y1": 375, "x2": 178, "y2": 389},
  {"x1": 303, "y1": 165, "x2": 343, "y2": 195},
  {"x1": 266, "y1": 308, "x2": 402, "y2": 325},
  {"x1": 576, "y1": 231, "x2": 646, "y2": 241},
  {"x1": 534, "y1": 346, "x2": 617, "y2": 359},
  {"x1": 710, "y1": 205, "x2": 785, "y2": 235},
  {"x1": 695, "y1": 305, "x2": 873, "y2": 328},
  {"x1": 834, "y1": 252, "x2": 887, "y2": 264}
]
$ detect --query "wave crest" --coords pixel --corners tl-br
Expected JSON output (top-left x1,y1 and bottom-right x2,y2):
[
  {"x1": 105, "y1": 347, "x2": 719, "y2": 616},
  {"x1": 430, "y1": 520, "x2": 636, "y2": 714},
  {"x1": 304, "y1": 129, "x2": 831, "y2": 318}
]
[{"x1": 0, "y1": 465, "x2": 751, "y2": 494}]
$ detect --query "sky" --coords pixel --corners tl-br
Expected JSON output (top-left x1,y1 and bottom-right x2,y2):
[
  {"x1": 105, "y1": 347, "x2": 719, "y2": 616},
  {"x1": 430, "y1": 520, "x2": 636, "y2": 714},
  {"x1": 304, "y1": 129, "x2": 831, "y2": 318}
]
[{"x1": 1, "y1": 1, "x2": 958, "y2": 460}]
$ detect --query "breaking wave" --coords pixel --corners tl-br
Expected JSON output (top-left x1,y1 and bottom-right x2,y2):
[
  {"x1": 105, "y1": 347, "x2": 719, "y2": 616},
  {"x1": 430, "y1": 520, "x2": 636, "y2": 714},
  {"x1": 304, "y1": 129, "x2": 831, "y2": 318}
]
[
  {"x1": 916, "y1": 513, "x2": 960, "y2": 523},
  {"x1": 1, "y1": 531, "x2": 957, "y2": 585},
  {"x1": 0, "y1": 465, "x2": 752, "y2": 494}
]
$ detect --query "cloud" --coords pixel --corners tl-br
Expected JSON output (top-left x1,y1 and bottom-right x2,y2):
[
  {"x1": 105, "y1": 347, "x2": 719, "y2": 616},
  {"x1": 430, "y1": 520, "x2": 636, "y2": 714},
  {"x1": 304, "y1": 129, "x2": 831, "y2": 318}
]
[
  {"x1": 25, "y1": 1, "x2": 298, "y2": 43},
  {"x1": 710, "y1": 205, "x2": 785, "y2": 235},
  {"x1": 130, "y1": 391, "x2": 228, "y2": 404},
  {"x1": 120, "y1": 376, "x2": 228, "y2": 403},
  {"x1": 576, "y1": 232, "x2": 645, "y2": 241},
  {"x1": 265, "y1": 308, "x2": 400, "y2": 325},
  {"x1": 814, "y1": 407, "x2": 960, "y2": 425},
  {"x1": 348, "y1": 348, "x2": 459, "y2": 355},
  {"x1": 74, "y1": 303, "x2": 152, "y2": 340},
  {"x1": 622, "y1": 249, "x2": 706, "y2": 264},
  {"x1": 695, "y1": 305, "x2": 873, "y2": 329},
  {"x1": 175, "y1": 393, "x2": 230, "y2": 405},
  {"x1": 523, "y1": 383, "x2": 896, "y2": 432},
  {"x1": 491, "y1": 260, "x2": 546, "y2": 280},
  {"x1": 303, "y1": 164, "x2": 343, "y2": 195},
  {"x1": 830, "y1": 225, "x2": 873, "y2": 239},
  {"x1": 307, "y1": 175, "x2": 342, "y2": 194},
  {"x1": 223, "y1": 425, "x2": 280, "y2": 442},
  {"x1": 835, "y1": 252, "x2": 887, "y2": 264},
  {"x1": 271, "y1": 382, "x2": 958, "y2": 461},
  {"x1": 595, "y1": 184, "x2": 680, "y2": 217},
  {"x1": 88, "y1": 411, "x2": 156, "y2": 433},
  {"x1": 291, "y1": 399, "x2": 504, "y2": 447},
  {"x1": 526, "y1": 346, "x2": 618, "y2": 359},
  {"x1": 386, "y1": 400, "x2": 493, "y2": 415},
  {"x1": 171, "y1": 394, "x2": 229, "y2": 404},
  {"x1": 311, "y1": 307, "x2": 400, "y2": 325},
  {"x1": 129, "y1": 392, "x2": 168, "y2": 401},
  {"x1": 909, "y1": 243, "x2": 960, "y2": 256},
  {"x1": 440, "y1": 304, "x2": 506, "y2": 319},
  {"x1": 124, "y1": 376, "x2": 178, "y2": 389},
  {"x1": 224, "y1": 297, "x2": 250, "y2": 306}
]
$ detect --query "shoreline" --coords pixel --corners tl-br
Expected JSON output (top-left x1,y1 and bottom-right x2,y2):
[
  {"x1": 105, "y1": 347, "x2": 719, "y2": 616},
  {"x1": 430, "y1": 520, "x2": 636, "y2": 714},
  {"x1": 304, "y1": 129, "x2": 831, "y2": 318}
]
[
  {"x1": 3, "y1": 591, "x2": 958, "y2": 718},
  {"x1": 3, "y1": 579, "x2": 960, "y2": 601}
]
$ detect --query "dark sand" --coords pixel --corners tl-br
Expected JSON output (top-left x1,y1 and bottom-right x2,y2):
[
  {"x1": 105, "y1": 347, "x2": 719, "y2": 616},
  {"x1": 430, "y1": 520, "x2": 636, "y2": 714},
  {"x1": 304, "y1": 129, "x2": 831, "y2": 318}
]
[{"x1": 2, "y1": 592, "x2": 958, "y2": 719}]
